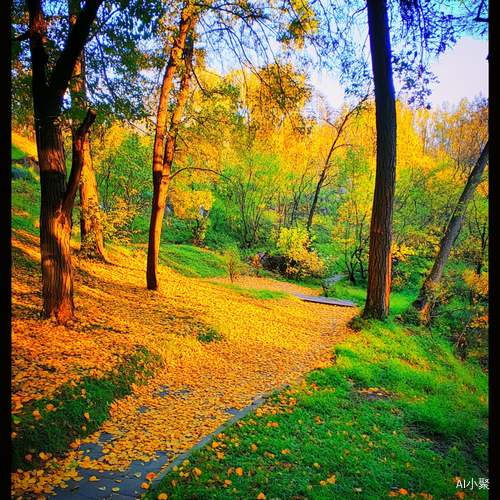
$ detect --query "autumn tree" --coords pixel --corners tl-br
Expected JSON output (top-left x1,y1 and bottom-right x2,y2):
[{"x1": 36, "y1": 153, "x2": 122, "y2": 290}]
[
  {"x1": 413, "y1": 140, "x2": 489, "y2": 316},
  {"x1": 68, "y1": 0, "x2": 107, "y2": 261},
  {"x1": 306, "y1": 96, "x2": 368, "y2": 232},
  {"x1": 23, "y1": 0, "x2": 104, "y2": 323},
  {"x1": 146, "y1": 0, "x2": 199, "y2": 291}
]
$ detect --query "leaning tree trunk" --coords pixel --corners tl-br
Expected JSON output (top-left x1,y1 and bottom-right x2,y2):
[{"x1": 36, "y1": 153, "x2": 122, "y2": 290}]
[
  {"x1": 146, "y1": 6, "x2": 197, "y2": 290},
  {"x1": 413, "y1": 140, "x2": 489, "y2": 315},
  {"x1": 27, "y1": 0, "x2": 102, "y2": 323},
  {"x1": 362, "y1": 0, "x2": 397, "y2": 319}
]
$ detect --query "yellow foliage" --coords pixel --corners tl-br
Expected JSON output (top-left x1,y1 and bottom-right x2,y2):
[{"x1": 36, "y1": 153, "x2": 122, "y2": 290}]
[
  {"x1": 169, "y1": 186, "x2": 214, "y2": 221},
  {"x1": 275, "y1": 227, "x2": 324, "y2": 278}
]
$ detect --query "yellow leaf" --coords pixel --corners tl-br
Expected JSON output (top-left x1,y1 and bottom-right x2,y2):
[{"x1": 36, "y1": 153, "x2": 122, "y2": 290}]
[
  {"x1": 98, "y1": 486, "x2": 106, "y2": 491},
  {"x1": 89, "y1": 476, "x2": 100, "y2": 482},
  {"x1": 327, "y1": 476, "x2": 336, "y2": 484},
  {"x1": 112, "y1": 487, "x2": 120, "y2": 492},
  {"x1": 235, "y1": 467, "x2": 243, "y2": 476},
  {"x1": 320, "y1": 480, "x2": 327, "y2": 485},
  {"x1": 257, "y1": 494, "x2": 265, "y2": 499},
  {"x1": 251, "y1": 444, "x2": 257, "y2": 451},
  {"x1": 46, "y1": 404, "x2": 54, "y2": 411},
  {"x1": 73, "y1": 477, "x2": 84, "y2": 482},
  {"x1": 33, "y1": 409, "x2": 42, "y2": 420},
  {"x1": 182, "y1": 460, "x2": 189, "y2": 466},
  {"x1": 193, "y1": 468, "x2": 202, "y2": 477},
  {"x1": 399, "y1": 489, "x2": 408, "y2": 496},
  {"x1": 146, "y1": 472, "x2": 157, "y2": 481},
  {"x1": 456, "y1": 494, "x2": 465, "y2": 500},
  {"x1": 84, "y1": 412, "x2": 90, "y2": 420},
  {"x1": 141, "y1": 483, "x2": 150, "y2": 489},
  {"x1": 158, "y1": 494, "x2": 168, "y2": 500},
  {"x1": 217, "y1": 452, "x2": 224, "y2": 459}
]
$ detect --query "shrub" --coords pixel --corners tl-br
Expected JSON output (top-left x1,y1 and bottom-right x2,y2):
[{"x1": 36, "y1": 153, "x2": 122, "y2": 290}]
[
  {"x1": 275, "y1": 227, "x2": 325, "y2": 280},
  {"x1": 222, "y1": 246, "x2": 247, "y2": 282}
]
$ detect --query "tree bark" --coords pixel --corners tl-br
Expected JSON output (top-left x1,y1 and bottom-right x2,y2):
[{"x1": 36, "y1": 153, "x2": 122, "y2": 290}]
[
  {"x1": 146, "y1": 5, "x2": 197, "y2": 290},
  {"x1": 413, "y1": 140, "x2": 489, "y2": 315},
  {"x1": 362, "y1": 0, "x2": 397, "y2": 319},
  {"x1": 69, "y1": 0, "x2": 107, "y2": 260},
  {"x1": 28, "y1": 0, "x2": 102, "y2": 323}
]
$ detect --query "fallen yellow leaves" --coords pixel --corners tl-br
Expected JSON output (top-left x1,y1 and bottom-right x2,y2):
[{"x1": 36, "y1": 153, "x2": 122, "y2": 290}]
[{"x1": 11, "y1": 232, "x2": 358, "y2": 498}]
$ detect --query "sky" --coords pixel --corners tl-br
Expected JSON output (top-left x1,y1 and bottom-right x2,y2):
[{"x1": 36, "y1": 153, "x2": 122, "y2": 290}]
[{"x1": 314, "y1": 37, "x2": 489, "y2": 110}]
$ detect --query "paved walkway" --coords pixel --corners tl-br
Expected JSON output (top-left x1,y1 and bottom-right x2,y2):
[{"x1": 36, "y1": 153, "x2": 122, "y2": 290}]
[{"x1": 45, "y1": 387, "x2": 295, "y2": 499}]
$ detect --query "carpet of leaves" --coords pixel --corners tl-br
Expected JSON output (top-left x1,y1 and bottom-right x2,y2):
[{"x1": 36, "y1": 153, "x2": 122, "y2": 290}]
[{"x1": 11, "y1": 230, "x2": 357, "y2": 498}]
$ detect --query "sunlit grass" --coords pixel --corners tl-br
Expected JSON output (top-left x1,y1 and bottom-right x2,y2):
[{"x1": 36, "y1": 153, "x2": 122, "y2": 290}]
[{"x1": 146, "y1": 317, "x2": 488, "y2": 500}]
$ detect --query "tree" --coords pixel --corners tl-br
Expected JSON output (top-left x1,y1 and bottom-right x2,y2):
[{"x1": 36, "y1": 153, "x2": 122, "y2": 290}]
[
  {"x1": 25, "y1": 0, "x2": 103, "y2": 323},
  {"x1": 362, "y1": 0, "x2": 397, "y2": 319},
  {"x1": 413, "y1": 140, "x2": 489, "y2": 316},
  {"x1": 68, "y1": 0, "x2": 107, "y2": 261},
  {"x1": 146, "y1": 0, "x2": 199, "y2": 290},
  {"x1": 306, "y1": 97, "x2": 368, "y2": 232}
]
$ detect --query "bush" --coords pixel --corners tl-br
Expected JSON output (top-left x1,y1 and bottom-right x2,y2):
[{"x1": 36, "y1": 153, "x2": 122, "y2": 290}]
[
  {"x1": 221, "y1": 246, "x2": 248, "y2": 282},
  {"x1": 275, "y1": 227, "x2": 325, "y2": 280}
]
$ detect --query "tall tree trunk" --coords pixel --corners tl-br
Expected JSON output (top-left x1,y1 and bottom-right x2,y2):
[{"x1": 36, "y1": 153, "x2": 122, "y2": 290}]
[
  {"x1": 413, "y1": 141, "x2": 489, "y2": 315},
  {"x1": 38, "y1": 110, "x2": 96, "y2": 323},
  {"x1": 28, "y1": 0, "x2": 102, "y2": 323},
  {"x1": 146, "y1": 7, "x2": 197, "y2": 290},
  {"x1": 77, "y1": 134, "x2": 107, "y2": 259},
  {"x1": 69, "y1": 2, "x2": 107, "y2": 261},
  {"x1": 362, "y1": 0, "x2": 397, "y2": 319}
]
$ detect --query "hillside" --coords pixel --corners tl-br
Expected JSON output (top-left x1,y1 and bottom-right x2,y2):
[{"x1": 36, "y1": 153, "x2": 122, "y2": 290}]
[{"x1": 11, "y1": 226, "x2": 357, "y2": 498}]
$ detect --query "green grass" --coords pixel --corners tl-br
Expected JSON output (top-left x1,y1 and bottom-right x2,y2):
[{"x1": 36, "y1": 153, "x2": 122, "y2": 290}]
[
  {"x1": 207, "y1": 281, "x2": 292, "y2": 301},
  {"x1": 12, "y1": 144, "x2": 27, "y2": 160},
  {"x1": 145, "y1": 317, "x2": 488, "y2": 500},
  {"x1": 11, "y1": 345, "x2": 163, "y2": 472},
  {"x1": 159, "y1": 244, "x2": 229, "y2": 279}
]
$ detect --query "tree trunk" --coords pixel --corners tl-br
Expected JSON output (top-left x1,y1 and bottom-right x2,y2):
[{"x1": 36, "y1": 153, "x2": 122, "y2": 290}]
[
  {"x1": 69, "y1": 1, "x2": 107, "y2": 261},
  {"x1": 77, "y1": 134, "x2": 107, "y2": 259},
  {"x1": 146, "y1": 7, "x2": 196, "y2": 290},
  {"x1": 362, "y1": 0, "x2": 397, "y2": 319},
  {"x1": 28, "y1": 0, "x2": 102, "y2": 323},
  {"x1": 413, "y1": 141, "x2": 489, "y2": 315}
]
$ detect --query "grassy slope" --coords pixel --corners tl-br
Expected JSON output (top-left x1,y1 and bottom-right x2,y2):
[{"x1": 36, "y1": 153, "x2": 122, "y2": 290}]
[
  {"x1": 12, "y1": 139, "x2": 488, "y2": 499},
  {"x1": 146, "y1": 316, "x2": 488, "y2": 500}
]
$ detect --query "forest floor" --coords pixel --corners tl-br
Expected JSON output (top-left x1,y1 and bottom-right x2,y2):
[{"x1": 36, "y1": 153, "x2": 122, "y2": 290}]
[{"x1": 11, "y1": 229, "x2": 358, "y2": 499}]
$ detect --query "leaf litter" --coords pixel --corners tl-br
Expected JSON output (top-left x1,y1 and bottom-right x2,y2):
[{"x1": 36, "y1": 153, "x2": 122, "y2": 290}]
[{"x1": 11, "y1": 231, "x2": 357, "y2": 498}]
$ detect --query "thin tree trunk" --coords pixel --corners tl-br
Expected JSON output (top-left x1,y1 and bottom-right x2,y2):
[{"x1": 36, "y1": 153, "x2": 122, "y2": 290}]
[
  {"x1": 362, "y1": 0, "x2": 397, "y2": 319},
  {"x1": 413, "y1": 141, "x2": 489, "y2": 315},
  {"x1": 306, "y1": 97, "x2": 366, "y2": 232},
  {"x1": 146, "y1": 8, "x2": 196, "y2": 290}
]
